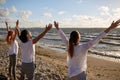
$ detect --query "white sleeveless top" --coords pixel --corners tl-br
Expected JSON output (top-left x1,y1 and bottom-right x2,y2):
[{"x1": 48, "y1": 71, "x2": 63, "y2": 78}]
[
  {"x1": 9, "y1": 40, "x2": 19, "y2": 55},
  {"x1": 20, "y1": 39, "x2": 35, "y2": 63}
]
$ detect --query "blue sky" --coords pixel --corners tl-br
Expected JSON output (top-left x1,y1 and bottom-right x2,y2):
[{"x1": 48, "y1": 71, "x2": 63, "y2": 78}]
[{"x1": 0, "y1": 0, "x2": 120, "y2": 28}]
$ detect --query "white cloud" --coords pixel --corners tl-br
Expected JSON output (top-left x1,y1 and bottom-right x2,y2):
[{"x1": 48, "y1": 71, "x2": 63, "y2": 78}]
[
  {"x1": 0, "y1": 6, "x2": 17, "y2": 17},
  {"x1": 0, "y1": 17, "x2": 20, "y2": 28},
  {"x1": 77, "y1": 0, "x2": 82, "y2": 4},
  {"x1": 98, "y1": 6, "x2": 120, "y2": 23},
  {"x1": 18, "y1": 19, "x2": 48, "y2": 28},
  {"x1": 19, "y1": 11, "x2": 32, "y2": 19},
  {"x1": 0, "y1": 6, "x2": 37, "y2": 28},
  {"x1": 42, "y1": 13, "x2": 52, "y2": 17},
  {"x1": 0, "y1": 0, "x2": 6, "y2": 4},
  {"x1": 0, "y1": 6, "x2": 32, "y2": 19},
  {"x1": 0, "y1": 7, "x2": 9, "y2": 17},
  {"x1": 112, "y1": 8, "x2": 120, "y2": 18},
  {"x1": 99, "y1": 6, "x2": 109, "y2": 13},
  {"x1": 57, "y1": 15, "x2": 111, "y2": 28},
  {"x1": 73, "y1": 15, "x2": 92, "y2": 21},
  {"x1": 40, "y1": 7, "x2": 53, "y2": 11},
  {"x1": 61, "y1": 18, "x2": 72, "y2": 24},
  {"x1": 99, "y1": 6, "x2": 110, "y2": 16},
  {"x1": 58, "y1": 11, "x2": 65, "y2": 15},
  {"x1": 0, "y1": 17, "x2": 43, "y2": 28},
  {"x1": 59, "y1": 18, "x2": 80, "y2": 28},
  {"x1": 10, "y1": 6, "x2": 17, "y2": 13}
]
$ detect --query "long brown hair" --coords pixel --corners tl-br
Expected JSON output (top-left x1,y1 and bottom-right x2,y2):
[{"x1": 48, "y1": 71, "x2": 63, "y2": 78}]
[
  {"x1": 68, "y1": 31, "x2": 80, "y2": 58},
  {"x1": 6, "y1": 30, "x2": 14, "y2": 44}
]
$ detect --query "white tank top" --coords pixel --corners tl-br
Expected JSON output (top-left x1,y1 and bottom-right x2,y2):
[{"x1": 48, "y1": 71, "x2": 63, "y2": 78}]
[
  {"x1": 9, "y1": 40, "x2": 18, "y2": 55},
  {"x1": 20, "y1": 39, "x2": 35, "y2": 63}
]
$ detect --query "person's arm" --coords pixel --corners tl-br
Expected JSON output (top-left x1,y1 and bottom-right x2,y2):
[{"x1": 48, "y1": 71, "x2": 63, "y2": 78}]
[
  {"x1": 13, "y1": 20, "x2": 19, "y2": 41},
  {"x1": 85, "y1": 19, "x2": 120, "y2": 49},
  {"x1": 5, "y1": 21, "x2": 9, "y2": 31},
  {"x1": 15, "y1": 20, "x2": 21, "y2": 38},
  {"x1": 104, "y1": 19, "x2": 120, "y2": 33},
  {"x1": 54, "y1": 21, "x2": 69, "y2": 46},
  {"x1": 32, "y1": 23, "x2": 52, "y2": 44}
]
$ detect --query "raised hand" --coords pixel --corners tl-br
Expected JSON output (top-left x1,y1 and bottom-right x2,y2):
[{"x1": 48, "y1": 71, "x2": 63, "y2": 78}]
[
  {"x1": 5, "y1": 21, "x2": 8, "y2": 27},
  {"x1": 105, "y1": 19, "x2": 120, "y2": 33},
  {"x1": 32, "y1": 23, "x2": 52, "y2": 44},
  {"x1": 16, "y1": 20, "x2": 19, "y2": 28},
  {"x1": 109, "y1": 19, "x2": 120, "y2": 29},
  {"x1": 15, "y1": 20, "x2": 20, "y2": 37},
  {"x1": 45, "y1": 23, "x2": 52, "y2": 32},
  {"x1": 5, "y1": 21, "x2": 9, "y2": 31},
  {"x1": 54, "y1": 21, "x2": 59, "y2": 30}
]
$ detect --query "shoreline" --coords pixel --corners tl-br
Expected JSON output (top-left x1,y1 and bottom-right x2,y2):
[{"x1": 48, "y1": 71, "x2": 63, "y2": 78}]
[
  {"x1": 88, "y1": 53, "x2": 120, "y2": 63},
  {"x1": 37, "y1": 42, "x2": 120, "y2": 63}
]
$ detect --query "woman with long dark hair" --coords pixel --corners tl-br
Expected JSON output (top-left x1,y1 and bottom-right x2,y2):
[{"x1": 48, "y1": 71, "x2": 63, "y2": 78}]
[{"x1": 54, "y1": 19, "x2": 120, "y2": 80}]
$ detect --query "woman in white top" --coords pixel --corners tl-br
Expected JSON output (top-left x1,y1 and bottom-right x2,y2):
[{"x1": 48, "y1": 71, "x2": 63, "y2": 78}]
[
  {"x1": 5, "y1": 20, "x2": 19, "y2": 80},
  {"x1": 16, "y1": 22, "x2": 52, "y2": 80},
  {"x1": 54, "y1": 19, "x2": 120, "y2": 80}
]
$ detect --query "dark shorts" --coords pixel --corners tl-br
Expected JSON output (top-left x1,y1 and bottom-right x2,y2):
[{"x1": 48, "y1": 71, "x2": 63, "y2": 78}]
[
  {"x1": 9, "y1": 54, "x2": 16, "y2": 79},
  {"x1": 69, "y1": 71, "x2": 87, "y2": 80},
  {"x1": 9, "y1": 54, "x2": 16, "y2": 66},
  {"x1": 20, "y1": 62, "x2": 36, "y2": 80}
]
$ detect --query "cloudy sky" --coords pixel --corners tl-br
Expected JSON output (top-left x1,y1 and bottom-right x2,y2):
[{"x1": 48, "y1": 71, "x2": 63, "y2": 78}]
[{"x1": 0, "y1": 0, "x2": 120, "y2": 28}]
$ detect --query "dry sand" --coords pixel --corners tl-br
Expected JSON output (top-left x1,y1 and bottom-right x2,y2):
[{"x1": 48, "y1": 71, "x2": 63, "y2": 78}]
[{"x1": 0, "y1": 39, "x2": 120, "y2": 80}]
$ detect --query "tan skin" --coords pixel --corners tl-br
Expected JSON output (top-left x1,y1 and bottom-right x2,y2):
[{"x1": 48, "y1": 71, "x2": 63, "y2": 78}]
[
  {"x1": 16, "y1": 20, "x2": 52, "y2": 44},
  {"x1": 54, "y1": 20, "x2": 120, "y2": 44}
]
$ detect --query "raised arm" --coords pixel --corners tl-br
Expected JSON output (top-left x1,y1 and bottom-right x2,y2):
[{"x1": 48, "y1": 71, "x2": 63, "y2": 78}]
[
  {"x1": 104, "y1": 19, "x2": 120, "y2": 33},
  {"x1": 32, "y1": 23, "x2": 52, "y2": 44},
  {"x1": 13, "y1": 20, "x2": 19, "y2": 41},
  {"x1": 5, "y1": 21, "x2": 9, "y2": 31},
  {"x1": 15, "y1": 20, "x2": 21, "y2": 38},
  {"x1": 85, "y1": 19, "x2": 120, "y2": 49},
  {"x1": 54, "y1": 21, "x2": 69, "y2": 46}
]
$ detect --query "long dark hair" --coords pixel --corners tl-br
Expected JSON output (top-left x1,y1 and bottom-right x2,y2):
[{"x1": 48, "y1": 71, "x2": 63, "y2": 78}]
[
  {"x1": 19, "y1": 29, "x2": 29, "y2": 43},
  {"x1": 68, "y1": 31, "x2": 80, "y2": 58}
]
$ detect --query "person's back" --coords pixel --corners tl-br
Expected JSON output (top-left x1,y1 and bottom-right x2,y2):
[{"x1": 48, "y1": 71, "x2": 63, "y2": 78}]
[
  {"x1": 20, "y1": 39, "x2": 35, "y2": 63},
  {"x1": 67, "y1": 44, "x2": 87, "y2": 77},
  {"x1": 18, "y1": 29, "x2": 36, "y2": 80},
  {"x1": 16, "y1": 22, "x2": 52, "y2": 80}
]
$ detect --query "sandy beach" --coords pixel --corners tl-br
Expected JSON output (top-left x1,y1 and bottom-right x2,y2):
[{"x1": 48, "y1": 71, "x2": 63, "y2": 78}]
[{"x1": 0, "y1": 39, "x2": 120, "y2": 80}]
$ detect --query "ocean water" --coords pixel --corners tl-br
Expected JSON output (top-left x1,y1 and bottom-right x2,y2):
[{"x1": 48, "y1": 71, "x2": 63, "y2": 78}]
[{"x1": 0, "y1": 28, "x2": 120, "y2": 62}]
